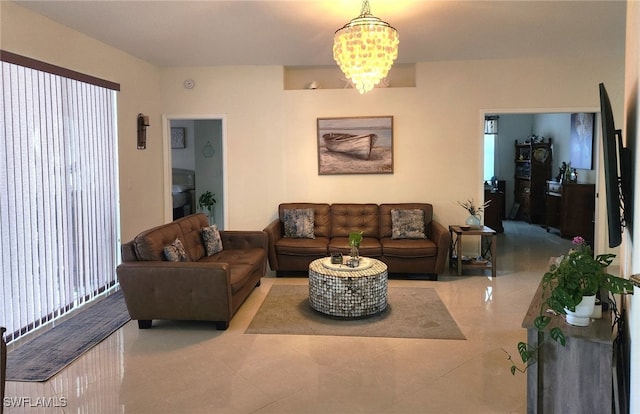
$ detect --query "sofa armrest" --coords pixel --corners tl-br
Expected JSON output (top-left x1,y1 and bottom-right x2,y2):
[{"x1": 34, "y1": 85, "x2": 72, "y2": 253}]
[
  {"x1": 117, "y1": 261, "x2": 233, "y2": 321},
  {"x1": 263, "y1": 219, "x2": 282, "y2": 271},
  {"x1": 429, "y1": 220, "x2": 451, "y2": 275}
]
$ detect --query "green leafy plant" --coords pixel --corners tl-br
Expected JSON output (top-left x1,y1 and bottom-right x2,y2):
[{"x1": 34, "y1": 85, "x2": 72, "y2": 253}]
[
  {"x1": 506, "y1": 236, "x2": 634, "y2": 375},
  {"x1": 198, "y1": 191, "x2": 216, "y2": 215},
  {"x1": 349, "y1": 231, "x2": 363, "y2": 248}
]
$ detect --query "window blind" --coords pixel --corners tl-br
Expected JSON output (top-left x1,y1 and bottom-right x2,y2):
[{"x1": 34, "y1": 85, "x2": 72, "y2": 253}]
[{"x1": 0, "y1": 58, "x2": 120, "y2": 344}]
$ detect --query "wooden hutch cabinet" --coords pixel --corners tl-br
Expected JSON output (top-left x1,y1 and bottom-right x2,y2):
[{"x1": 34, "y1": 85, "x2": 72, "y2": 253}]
[{"x1": 514, "y1": 139, "x2": 552, "y2": 224}]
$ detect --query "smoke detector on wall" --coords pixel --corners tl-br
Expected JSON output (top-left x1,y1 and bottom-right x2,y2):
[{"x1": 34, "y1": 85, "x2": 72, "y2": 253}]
[{"x1": 183, "y1": 79, "x2": 195, "y2": 89}]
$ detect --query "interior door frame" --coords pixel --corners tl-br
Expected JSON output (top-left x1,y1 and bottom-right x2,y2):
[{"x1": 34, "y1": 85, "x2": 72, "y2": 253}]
[
  {"x1": 479, "y1": 106, "x2": 607, "y2": 254},
  {"x1": 162, "y1": 114, "x2": 228, "y2": 228}
]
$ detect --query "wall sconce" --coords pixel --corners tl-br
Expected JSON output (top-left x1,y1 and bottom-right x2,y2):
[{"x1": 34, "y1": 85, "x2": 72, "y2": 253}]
[
  {"x1": 484, "y1": 115, "x2": 499, "y2": 134},
  {"x1": 137, "y1": 113, "x2": 150, "y2": 149}
]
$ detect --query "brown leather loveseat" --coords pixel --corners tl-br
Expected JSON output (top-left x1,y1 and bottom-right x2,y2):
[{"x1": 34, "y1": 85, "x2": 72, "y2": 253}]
[
  {"x1": 264, "y1": 203, "x2": 450, "y2": 279},
  {"x1": 117, "y1": 214, "x2": 267, "y2": 330}
]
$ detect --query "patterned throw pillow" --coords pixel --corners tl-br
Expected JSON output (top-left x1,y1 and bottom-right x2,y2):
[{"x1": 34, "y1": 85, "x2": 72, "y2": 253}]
[
  {"x1": 283, "y1": 208, "x2": 315, "y2": 239},
  {"x1": 202, "y1": 224, "x2": 223, "y2": 256},
  {"x1": 391, "y1": 209, "x2": 426, "y2": 239},
  {"x1": 164, "y1": 238, "x2": 189, "y2": 262}
]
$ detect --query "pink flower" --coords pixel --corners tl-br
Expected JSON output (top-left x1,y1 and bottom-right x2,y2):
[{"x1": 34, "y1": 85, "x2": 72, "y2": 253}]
[{"x1": 572, "y1": 236, "x2": 585, "y2": 245}]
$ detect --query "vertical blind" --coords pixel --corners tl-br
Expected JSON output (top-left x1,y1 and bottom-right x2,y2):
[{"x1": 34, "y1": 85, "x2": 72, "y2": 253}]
[{"x1": 0, "y1": 57, "x2": 120, "y2": 344}]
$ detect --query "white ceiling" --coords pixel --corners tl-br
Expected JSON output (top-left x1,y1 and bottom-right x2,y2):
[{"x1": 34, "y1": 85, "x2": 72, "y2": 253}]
[{"x1": 14, "y1": 0, "x2": 626, "y2": 67}]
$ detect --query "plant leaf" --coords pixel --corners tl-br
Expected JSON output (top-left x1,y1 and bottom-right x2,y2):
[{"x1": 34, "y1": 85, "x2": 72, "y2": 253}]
[{"x1": 549, "y1": 327, "x2": 566, "y2": 346}]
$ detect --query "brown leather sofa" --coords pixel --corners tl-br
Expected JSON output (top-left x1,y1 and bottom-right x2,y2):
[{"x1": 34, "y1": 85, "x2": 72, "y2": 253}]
[
  {"x1": 264, "y1": 203, "x2": 450, "y2": 279},
  {"x1": 117, "y1": 214, "x2": 267, "y2": 330}
]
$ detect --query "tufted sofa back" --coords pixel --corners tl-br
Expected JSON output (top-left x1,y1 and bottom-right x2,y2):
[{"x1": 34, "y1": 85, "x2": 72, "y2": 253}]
[
  {"x1": 330, "y1": 203, "x2": 379, "y2": 238},
  {"x1": 130, "y1": 214, "x2": 210, "y2": 262}
]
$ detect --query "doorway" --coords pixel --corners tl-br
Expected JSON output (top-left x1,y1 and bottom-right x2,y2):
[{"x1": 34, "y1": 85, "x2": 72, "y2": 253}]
[
  {"x1": 163, "y1": 115, "x2": 227, "y2": 229},
  {"x1": 482, "y1": 110, "x2": 606, "y2": 253}
]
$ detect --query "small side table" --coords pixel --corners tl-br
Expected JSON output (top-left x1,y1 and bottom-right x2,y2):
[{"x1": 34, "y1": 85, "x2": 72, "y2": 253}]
[{"x1": 449, "y1": 225, "x2": 497, "y2": 277}]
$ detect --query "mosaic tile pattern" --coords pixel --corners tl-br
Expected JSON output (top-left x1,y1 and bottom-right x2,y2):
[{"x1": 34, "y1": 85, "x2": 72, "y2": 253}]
[{"x1": 308, "y1": 258, "x2": 388, "y2": 318}]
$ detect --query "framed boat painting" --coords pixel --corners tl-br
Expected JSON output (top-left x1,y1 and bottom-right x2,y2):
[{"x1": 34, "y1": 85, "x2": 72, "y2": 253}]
[{"x1": 317, "y1": 116, "x2": 394, "y2": 175}]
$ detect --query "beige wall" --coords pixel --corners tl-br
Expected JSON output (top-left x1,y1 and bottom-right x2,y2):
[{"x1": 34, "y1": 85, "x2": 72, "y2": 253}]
[
  {"x1": 2, "y1": 1, "x2": 626, "y2": 247},
  {"x1": 1, "y1": 1, "x2": 164, "y2": 242},
  {"x1": 625, "y1": 1, "x2": 640, "y2": 412},
  {"x1": 161, "y1": 57, "x2": 623, "y2": 245}
]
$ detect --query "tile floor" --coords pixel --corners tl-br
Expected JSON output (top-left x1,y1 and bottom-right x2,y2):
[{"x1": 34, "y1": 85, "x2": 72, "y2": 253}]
[{"x1": 4, "y1": 220, "x2": 574, "y2": 414}]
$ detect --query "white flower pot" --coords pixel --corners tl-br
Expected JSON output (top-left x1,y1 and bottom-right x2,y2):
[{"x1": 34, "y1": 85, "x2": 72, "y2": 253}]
[{"x1": 565, "y1": 294, "x2": 596, "y2": 326}]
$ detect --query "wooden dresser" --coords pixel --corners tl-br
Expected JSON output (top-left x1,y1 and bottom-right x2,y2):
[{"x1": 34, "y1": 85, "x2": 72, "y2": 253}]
[{"x1": 545, "y1": 181, "x2": 595, "y2": 244}]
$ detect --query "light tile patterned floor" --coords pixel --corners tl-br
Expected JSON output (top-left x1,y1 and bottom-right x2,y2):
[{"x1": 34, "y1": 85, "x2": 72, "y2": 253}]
[{"x1": 4, "y1": 221, "x2": 573, "y2": 413}]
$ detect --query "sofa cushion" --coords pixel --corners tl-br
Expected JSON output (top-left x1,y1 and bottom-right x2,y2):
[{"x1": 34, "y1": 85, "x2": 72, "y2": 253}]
[
  {"x1": 279, "y1": 203, "x2": 331, "y2": 238},
  {"x1": 275, "y1": 237, "x2": 330, "y2": 256},
  {"x1": 391, "y1": 209, "x2": 427, "y2": 239},
  {"x1": 202, "y1": 224, "x2": 223, "y2": 256},
  {"x1": 283, "y1": 208, "x2": 315, "y2": 239},
  {"x1": 199, "y1": 248, "x2": 265, "y2": 293},
  {"x1": 330, "y1": 204, "x2": 379, "y2": 238},
  {"x1": 380, "y1": 237, "x2": 438, "y2": 258},
  {"x1": 379, "y1": 203, "x2": 433, "y2": 239},
  {"x1": 164, "y1": 238, "x2": 189, "y2": 262}
]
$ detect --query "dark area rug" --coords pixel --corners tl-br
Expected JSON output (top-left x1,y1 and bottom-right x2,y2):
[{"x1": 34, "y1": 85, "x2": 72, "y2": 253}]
[
  {"x1": 6, "y1": 290, "x2": 130, "y2": 382},
  {"x1": 245, "y1": 285, "x2": 466, "y2": 340}
]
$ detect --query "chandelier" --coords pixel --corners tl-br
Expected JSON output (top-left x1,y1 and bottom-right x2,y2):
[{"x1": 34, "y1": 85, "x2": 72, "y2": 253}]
[{"x1": 333, "y1": 0, "x2": 399, "y2": 94}]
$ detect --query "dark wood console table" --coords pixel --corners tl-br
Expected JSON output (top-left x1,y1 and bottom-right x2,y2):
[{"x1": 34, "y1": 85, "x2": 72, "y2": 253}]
[{"x1": 522, "y1": 278, "x2": 617, "y2": 413}]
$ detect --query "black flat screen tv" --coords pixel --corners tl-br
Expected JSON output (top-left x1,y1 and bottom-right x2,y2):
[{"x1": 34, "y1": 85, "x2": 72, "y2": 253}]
[{"x1": 599, "y1": 82, "x2": 631, "y2": 248}]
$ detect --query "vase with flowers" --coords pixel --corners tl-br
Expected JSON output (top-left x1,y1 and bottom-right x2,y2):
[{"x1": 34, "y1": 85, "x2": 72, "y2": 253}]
[
  {"x1": 457, "y1": 198, "x2": 491, "y2": 229},
  {"x1": 506, "y1": 236, "x2": 634, "y2": 374}
]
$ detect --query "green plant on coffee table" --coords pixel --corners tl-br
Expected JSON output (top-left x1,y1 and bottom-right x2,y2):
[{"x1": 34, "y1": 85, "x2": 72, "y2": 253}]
[
  {"x1": 506, "y1": 236, "x2": 634, "y2": 375},
  {"x1": 349, "y1": 231, "x2": 363, "y2": 248}
]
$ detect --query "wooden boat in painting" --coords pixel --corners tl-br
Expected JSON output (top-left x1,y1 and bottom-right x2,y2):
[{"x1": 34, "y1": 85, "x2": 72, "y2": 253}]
[{"x1": 322, "y1": 133, "x2": 378, "y2": 160}]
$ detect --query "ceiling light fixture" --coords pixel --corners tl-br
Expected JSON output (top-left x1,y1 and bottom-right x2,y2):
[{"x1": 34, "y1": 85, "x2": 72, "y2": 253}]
[{"x1": 333, "y1": 0, "x2": 399, "y2": 94}]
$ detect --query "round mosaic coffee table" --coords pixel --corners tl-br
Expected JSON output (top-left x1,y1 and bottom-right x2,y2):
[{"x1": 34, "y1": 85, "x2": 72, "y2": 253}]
[{"x1": 308, "y1": 257, "x2": 388, "y2": 318}]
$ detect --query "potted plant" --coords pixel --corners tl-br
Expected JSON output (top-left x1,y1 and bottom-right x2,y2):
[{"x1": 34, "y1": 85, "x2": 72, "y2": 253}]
[
  {"x1": 348, "y1": 231, "x2": 363, "y2": 262},
  {"x1": 457, "y1": 198, "x2": 490, "y2": 228},
  {"x1": 198, "y1": 191, "x2": 216, "y2": 224},
  {"x1": 507, "y1": 236, "x2": 634, "y2": 374}
]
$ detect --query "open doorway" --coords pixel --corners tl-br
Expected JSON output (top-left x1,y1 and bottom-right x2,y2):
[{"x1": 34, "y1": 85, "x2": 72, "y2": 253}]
[
  {"x1": 163, "y1": 115, "x2": 227, "y2": 229},
  {"x1": 482, "y1": 110, "x2": 605, "y2": 252}
]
